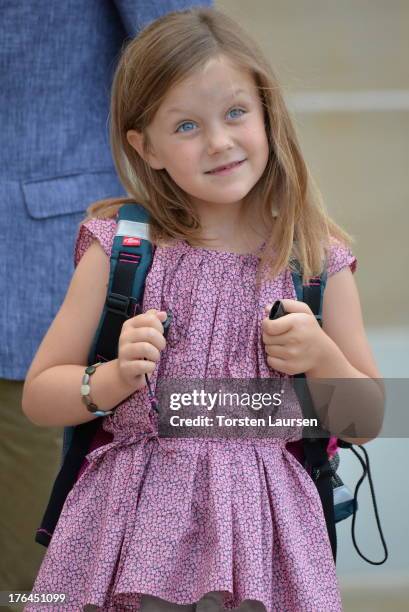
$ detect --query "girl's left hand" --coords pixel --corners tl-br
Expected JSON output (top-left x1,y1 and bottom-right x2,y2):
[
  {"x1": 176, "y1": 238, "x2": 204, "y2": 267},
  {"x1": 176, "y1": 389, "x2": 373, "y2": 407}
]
[{"x1": 262, "y1": 299, "x2": 330, "y2": 376}]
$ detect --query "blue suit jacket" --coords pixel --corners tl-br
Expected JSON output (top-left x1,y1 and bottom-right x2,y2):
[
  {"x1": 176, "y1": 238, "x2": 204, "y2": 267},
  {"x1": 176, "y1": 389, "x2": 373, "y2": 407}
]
[{"x1": 0, "y1": 0, "x2": 211, "y2": 379}]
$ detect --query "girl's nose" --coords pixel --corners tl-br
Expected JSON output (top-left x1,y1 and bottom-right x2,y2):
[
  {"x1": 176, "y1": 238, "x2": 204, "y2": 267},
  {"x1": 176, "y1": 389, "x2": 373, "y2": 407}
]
[{"x1": 206, "y1": 128, "x2": 234, "y2": 156}]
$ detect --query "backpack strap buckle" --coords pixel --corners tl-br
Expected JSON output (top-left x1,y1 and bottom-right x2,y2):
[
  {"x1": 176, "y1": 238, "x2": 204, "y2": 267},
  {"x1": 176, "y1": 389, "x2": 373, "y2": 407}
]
[
  {"x1": 105, "y1": 292, "x2": 131, "y2": 316},
  {"x1": 105, "y1": 292, "x2": 140, "y2": 318}
]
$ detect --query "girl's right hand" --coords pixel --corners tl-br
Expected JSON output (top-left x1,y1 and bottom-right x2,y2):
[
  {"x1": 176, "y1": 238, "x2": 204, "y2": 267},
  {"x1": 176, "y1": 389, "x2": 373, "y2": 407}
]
[{"x1": 116, "y1": 309, "x2": 168, "y2": 389}]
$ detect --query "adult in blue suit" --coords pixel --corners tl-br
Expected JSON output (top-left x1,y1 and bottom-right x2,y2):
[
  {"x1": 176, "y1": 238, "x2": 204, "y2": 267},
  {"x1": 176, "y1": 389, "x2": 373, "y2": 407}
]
[{"x1": 0, "y1": 0, "x2": 211, "y2": 600}]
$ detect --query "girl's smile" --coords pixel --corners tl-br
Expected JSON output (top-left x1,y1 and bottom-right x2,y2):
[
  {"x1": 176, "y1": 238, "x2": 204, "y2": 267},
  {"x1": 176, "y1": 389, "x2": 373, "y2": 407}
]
[{"x1": 205, "y1": 158, "x2": 247, "y2": 175}]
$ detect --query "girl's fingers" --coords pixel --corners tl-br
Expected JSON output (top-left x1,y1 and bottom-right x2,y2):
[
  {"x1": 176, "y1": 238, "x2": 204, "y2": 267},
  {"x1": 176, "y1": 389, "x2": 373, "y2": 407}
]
[
  {"x1": 261, "y1": 314, "x2": 293, "y2": 336},
  {"x1": 262, "y1": 329, "x2": 293, "y2": 346},
  {"x1": 124, "y1": 359, "x2": 156, "y2": 377},
  {"x1": 123, "y1": 341, "x2": 161, "y2": 363},
  {"x1": 266, "y1": 344, "x2": 291, "y2": 360},
  {"x1": 266, "y1": 355, "x2": 288, "y2": 372},
  {"x1": 122, "y1": 326, "x2": 167, "y2": 351},
  {"x1": 127, "y1": 309, "x2": 168, "y2": 334}
]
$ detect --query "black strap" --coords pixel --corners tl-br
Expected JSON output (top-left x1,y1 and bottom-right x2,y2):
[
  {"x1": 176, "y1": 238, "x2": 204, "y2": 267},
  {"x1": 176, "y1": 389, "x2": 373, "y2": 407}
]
[
  {"x1": 300, "y1": 283, "x2": 322, "y2": 318},
  {"x1": 293, "y1": 266, "x2": 337, "y2": 561},
  {"x1": 92, "y1": 253, "x2": 141, "y2": 363},
  {"x1": 35, "y1": 418, "x2": 101, "y2": 546},
  {"x1": 303, "y1": 435, "x2": 337, "y2": 561},
  {"x1": 36, "y1": 238, "x2": 144, "y2": 546},
  {"x1": 296, "y1": 372, "x2": 337, "y2": 562},
  {"x1": 338, "y1": 440, "x2": 388, "y2": 564}
]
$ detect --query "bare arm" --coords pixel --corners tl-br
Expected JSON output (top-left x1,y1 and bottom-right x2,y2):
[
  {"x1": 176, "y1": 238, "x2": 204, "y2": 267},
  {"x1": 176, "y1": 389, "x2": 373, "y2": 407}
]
[
  {"x1": 21, "y1": 240, "x2": 139, "y2": 427},
  {"x1": 306, "y1": 267, "x2": 385, "y2": 445}
]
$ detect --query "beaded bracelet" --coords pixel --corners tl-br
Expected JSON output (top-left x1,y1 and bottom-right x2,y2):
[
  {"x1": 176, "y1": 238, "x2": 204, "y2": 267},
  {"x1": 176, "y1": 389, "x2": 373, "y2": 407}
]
[{"x1": 81, "y1": 362, "x2": 115, "y2": 417}]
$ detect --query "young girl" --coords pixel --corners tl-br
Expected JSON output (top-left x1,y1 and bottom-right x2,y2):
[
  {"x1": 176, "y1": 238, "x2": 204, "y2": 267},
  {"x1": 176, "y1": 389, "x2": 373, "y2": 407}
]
[{"x1": 23, "y1": 7, "x2": 383, "y2": 612}]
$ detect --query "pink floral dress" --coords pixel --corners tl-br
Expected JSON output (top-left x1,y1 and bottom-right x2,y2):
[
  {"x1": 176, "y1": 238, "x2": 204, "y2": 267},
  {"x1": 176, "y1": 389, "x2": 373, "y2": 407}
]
[{"x1": 26, "y1": 215, "x2": 357, "y2": 612}]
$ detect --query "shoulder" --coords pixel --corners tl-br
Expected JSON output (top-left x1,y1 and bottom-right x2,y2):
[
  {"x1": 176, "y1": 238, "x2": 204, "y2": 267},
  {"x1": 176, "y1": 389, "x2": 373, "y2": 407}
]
[
  {"x1": 325, "y1": 237, "x2": 357, "y2": 278},
  {"x1": 322, "y1": 237, "x2": 359, "y2": 333},
  {"x1": 74, "y1": 215, "x2": 118, "y2": 267}
]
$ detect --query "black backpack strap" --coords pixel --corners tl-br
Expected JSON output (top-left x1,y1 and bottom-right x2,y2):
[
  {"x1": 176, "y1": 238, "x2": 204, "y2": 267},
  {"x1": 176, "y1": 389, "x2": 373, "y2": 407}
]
[
  {"x1": 35, "y1": 203, "x2": 153, "y2": 547},
  {"x1": 89, "y1": 203, "x2": 153, "y2": 364},
  {"x1": 35, "y1": 418, "x2": 102, "y2": 547},
  {"x1": 291, "y1": 259, "x2": 337, "y2": 562},
  {"x1": 297, "y1": 387, "x2": 337, "y2": 562}
]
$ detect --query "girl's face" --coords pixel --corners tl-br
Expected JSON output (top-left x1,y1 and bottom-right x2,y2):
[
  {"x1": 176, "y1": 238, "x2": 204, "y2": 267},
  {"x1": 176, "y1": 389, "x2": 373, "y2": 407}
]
[{"x1": 127, "y1": 56, "x2": 270, "y2": 212}]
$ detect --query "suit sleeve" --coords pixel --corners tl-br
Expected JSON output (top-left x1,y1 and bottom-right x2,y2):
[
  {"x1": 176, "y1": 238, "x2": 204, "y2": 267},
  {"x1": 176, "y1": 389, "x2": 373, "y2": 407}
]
[{"x1": 113, "y1": 0, "x2": 213, "y2": 37}]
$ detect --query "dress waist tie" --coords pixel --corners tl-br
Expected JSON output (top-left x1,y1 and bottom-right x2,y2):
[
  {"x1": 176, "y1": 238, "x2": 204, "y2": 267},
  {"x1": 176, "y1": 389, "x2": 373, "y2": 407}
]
[{"x1": 84, "y1": 425, "x2": 178, "y2": 515}]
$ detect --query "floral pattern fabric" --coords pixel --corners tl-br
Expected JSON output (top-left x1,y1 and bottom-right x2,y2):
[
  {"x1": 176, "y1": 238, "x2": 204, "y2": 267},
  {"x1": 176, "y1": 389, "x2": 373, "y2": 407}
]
[{"x1": 26, "y1": 216, "x2": 357, "y2": 611}]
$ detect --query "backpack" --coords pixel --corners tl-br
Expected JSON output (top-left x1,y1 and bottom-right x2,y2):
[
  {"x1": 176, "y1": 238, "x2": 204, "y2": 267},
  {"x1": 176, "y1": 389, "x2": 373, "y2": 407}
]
[{"x1": 35, "y1": 202, "x2": 387, "y2": 565}]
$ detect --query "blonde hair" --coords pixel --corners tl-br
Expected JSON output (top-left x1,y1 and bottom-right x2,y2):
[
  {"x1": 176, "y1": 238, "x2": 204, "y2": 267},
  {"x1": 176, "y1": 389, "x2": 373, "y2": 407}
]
[{"x1": 85, "y1": 7, "x2": 353, "y2": 285}]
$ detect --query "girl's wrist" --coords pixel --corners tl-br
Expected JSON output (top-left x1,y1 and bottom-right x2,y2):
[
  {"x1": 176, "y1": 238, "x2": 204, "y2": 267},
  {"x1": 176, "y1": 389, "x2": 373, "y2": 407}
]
[
  {"x1": 113, "y1": 358, "x2": 145, "y2": 395},
  {"x1": 87, "y1": 359, "x2": 141, "y2": 415},
  {"x1": 306, "y1": 333, "x2": 347, "y2": 379}
]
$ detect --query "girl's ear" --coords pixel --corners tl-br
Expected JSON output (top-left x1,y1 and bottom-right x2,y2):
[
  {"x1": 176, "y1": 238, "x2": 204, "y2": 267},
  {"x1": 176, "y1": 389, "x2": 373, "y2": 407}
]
[{"x1": 126, "y1": 129, "x2": 164, "y2": 170}]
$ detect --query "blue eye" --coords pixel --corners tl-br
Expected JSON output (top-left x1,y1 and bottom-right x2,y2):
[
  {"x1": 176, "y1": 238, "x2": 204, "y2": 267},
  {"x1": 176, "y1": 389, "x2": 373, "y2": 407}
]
[
  {"x1": 175, "y1": 107, "x2": 246, "y2": 133},
  {"x1": 228, "y1": 108, "x2": 245, "y2": 119},
  {"x1": 176, "y1": 121, "x2": 196, "y2": 133}
]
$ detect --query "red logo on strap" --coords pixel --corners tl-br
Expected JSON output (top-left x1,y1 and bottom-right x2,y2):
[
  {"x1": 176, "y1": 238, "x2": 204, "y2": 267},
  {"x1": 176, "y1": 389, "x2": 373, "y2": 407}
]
[{"x1": 122, "y1": 237, "x2": 141, "y2": 246}]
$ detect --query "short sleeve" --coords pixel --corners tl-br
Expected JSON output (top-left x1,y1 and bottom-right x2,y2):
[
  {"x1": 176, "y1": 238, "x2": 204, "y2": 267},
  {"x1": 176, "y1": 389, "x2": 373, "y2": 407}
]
[
  {"x1": 74, "y1": 217, "x2": 117, "y2": 267},
  {"x1": 326, "y1": 238, "x2": 357, "y2": 277}
]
